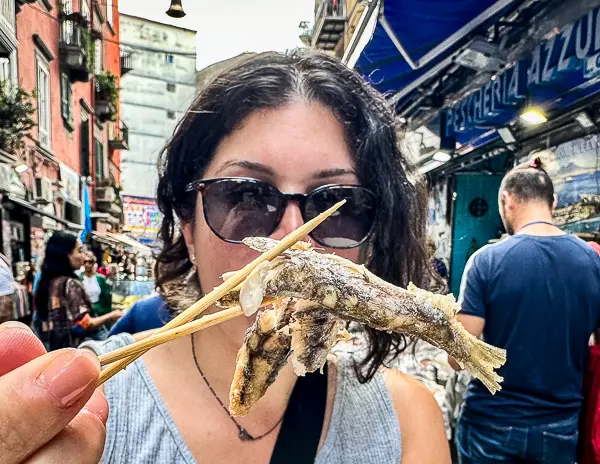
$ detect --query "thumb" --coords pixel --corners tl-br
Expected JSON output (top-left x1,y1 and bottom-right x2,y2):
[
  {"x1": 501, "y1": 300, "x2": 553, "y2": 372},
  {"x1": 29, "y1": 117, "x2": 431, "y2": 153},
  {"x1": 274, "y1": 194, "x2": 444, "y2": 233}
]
[{"x1": 0, "y1": 348, "x2": 100, "y2": 464}]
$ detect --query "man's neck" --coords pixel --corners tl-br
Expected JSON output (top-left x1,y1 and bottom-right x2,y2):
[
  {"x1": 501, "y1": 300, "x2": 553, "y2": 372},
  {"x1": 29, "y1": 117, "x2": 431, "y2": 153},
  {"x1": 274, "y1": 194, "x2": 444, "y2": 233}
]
[
  {"x1": 511, "y1": 206, "x2": 563, "y2": 236},
  {"x1": 84, "y1": 271, "x2": 94, "y2": 278}
]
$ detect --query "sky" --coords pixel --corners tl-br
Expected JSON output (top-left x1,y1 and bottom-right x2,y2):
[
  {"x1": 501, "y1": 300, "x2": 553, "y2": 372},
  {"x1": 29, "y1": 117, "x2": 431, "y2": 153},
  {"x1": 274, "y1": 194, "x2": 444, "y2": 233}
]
[{"x1": 119, "y1": 0, "x2": 315, "y2": 70}]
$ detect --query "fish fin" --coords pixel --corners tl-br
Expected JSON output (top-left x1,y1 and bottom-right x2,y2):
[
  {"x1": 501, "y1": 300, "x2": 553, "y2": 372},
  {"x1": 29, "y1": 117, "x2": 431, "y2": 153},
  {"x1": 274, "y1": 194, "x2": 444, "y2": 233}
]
[{"x1": 458, "y1": 327, "x2": 507, "y2": 394}]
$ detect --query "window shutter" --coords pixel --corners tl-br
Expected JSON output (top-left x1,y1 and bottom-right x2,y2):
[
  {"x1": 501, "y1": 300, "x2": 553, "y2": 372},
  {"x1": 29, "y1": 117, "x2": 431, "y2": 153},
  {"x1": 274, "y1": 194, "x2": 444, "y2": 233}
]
[
  {"x1": 61, "y1": 73, "x2": 68, "y2": 120},
  {"x1": 80, "y1": 119, "x2": 90, "y2": 176}
]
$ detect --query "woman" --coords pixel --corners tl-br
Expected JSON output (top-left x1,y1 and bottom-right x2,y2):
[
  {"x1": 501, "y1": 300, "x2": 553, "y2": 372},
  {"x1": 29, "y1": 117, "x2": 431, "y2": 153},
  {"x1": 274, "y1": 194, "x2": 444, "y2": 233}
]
[
  {"x1": 33, "y1": 232, "x2": 123, "y2": 350},
  {"x1": 0, "y1": 52, "x2": 450, "y2": 463},
  {"x1": 79, "y1": 252, "x2": 113, "y2": 318}
]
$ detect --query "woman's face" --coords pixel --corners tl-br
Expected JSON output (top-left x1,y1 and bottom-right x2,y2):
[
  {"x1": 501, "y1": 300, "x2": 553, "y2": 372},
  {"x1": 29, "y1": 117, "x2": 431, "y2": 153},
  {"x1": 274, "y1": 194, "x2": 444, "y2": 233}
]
[
  {"x1": 182, "y1": 101, "x2": 361, "y2": 298},
  {"x1": 68, "y1": 241, "x2": 86, "y2": 270}
]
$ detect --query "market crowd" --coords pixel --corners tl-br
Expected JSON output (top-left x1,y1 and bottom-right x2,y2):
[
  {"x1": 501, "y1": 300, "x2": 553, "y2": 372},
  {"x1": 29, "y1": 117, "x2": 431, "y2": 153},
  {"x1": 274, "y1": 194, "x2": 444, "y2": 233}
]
[{"x1": 0, "y1": 51, "x2": 598, "y2": 464}]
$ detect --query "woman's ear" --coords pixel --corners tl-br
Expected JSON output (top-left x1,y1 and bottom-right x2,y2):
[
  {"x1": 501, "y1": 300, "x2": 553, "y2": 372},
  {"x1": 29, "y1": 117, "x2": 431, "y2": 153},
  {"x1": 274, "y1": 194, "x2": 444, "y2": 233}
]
[{"x1": 180, "y1": 222, "x2": 197, "y2": 265}]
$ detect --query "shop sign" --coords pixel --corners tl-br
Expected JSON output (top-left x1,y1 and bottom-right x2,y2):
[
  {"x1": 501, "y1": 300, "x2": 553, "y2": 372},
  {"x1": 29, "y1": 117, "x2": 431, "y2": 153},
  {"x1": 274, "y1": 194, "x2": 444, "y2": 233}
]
[
  {"x1": 122, "y1": 196, "x2": 161, "y2": 234},
  {"x1": 444, "y1": 7, "x2": 600, "y2": 138},
  {"x1": 59, "y1": 164, "x2": 81, "y2": 204}
]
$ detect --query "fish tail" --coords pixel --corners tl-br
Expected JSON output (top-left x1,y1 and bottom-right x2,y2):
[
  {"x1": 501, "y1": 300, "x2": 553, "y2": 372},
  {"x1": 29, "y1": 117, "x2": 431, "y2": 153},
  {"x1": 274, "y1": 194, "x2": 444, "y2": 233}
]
[{"x1": 458, "y1": 327, "x2": 507, "y2": 394}]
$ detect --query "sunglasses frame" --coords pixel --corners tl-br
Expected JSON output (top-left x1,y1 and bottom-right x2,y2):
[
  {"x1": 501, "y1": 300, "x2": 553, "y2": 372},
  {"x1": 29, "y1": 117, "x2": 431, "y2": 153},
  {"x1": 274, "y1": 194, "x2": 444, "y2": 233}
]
[{"x1": 185, "y1": 177, "x2": 378, "y2": 249}]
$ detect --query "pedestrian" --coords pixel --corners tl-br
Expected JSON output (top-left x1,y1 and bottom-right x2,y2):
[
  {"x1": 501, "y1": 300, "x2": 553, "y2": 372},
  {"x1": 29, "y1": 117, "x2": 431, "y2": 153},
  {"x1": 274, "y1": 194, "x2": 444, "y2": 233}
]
[
  {"x1": 79, "y1": 253, "x2": 111, "y2": 313},
  {"x1": 0, "y1": 52, "x2": 450, "y2": 463},
  {"x1": 32, "y1": 231, "x2": 123, "y2": 350},
  {"x1": 0, "y1": 253, "x2": 15, "y2": 324},
  {"x1": 78, "y1": 252, "x2": 113, "y2": 339},
  {"x1": 453, "y1": 157, "x2": 600, "y2": 463}
]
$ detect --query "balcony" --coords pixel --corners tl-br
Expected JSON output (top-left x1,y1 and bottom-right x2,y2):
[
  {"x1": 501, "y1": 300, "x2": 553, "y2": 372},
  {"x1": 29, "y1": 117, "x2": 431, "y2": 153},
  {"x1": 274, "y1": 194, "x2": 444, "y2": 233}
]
[
  {"x1": 59, "y1": 20, "x2": 91, "y2": 82},
  {"x1": 312, "y1": 0, "x2": 346, "y2": 51},
  {"x1": 0, "y1": 0, "x2": 16, "y2": 47},
  {"x1": 95, "y1": 186, "x2": 122, "y2": 217},
  {"x1": 109, "y1": 120, "x2": 129, "y2": 150},
  {"x1": 120, "y1": 51, "x2": 133, "y2": 76},
  {"x1": 95, "y1": 72, "x2": 118, "y2": 123}
]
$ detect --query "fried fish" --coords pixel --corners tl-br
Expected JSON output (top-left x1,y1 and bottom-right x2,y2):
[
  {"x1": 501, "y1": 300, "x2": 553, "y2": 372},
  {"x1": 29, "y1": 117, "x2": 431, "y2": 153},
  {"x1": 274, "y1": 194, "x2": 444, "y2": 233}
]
[{"x1": 226, "y1": 238, "x2": 507, "y2": 416}]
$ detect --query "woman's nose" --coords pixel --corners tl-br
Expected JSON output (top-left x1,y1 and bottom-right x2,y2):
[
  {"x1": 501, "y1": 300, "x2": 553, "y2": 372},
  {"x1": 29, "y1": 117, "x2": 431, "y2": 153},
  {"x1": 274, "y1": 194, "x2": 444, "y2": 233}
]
[{"x1": 270, "y1": 202, "x2": 314, "y2": 244}]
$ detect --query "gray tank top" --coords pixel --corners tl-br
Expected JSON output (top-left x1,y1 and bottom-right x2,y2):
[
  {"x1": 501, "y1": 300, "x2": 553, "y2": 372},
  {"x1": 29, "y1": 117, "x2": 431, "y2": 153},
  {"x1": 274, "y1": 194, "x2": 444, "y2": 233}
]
[{"x1": 83, "y1": 334, "x2": 401, "y2": 463}]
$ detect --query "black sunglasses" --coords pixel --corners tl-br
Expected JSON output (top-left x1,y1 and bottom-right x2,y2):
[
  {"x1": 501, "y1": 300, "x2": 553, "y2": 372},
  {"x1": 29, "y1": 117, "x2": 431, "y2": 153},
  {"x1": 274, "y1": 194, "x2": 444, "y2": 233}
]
[{"x1": 185, "y1": 177, "x2": 378, "y2": 249}]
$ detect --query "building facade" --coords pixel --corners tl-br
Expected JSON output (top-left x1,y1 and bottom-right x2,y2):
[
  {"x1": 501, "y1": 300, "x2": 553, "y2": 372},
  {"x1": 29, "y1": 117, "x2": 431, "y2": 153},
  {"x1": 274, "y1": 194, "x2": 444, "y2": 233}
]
[
  {"x1": 0, "y1": 0, "x2": 127, "y2": 278},
  {"x1": 119, "y1": 14, "x2": 196, "y2": 201}
]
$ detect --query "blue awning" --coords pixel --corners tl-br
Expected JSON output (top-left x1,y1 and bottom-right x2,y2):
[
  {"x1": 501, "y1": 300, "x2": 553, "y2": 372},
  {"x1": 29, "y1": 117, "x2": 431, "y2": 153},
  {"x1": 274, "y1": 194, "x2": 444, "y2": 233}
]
[{"x1": 355, "y1": 0, "x2": 520, "y2": 108}]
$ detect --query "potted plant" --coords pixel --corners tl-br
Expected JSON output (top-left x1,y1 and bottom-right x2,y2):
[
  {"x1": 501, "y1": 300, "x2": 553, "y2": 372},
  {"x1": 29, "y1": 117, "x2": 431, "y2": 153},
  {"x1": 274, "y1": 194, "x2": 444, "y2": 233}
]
[
  {"x1": 0, "y1": 82, "x2": 37, "y2": 155},
  {"x1": 95, "y1": 71, "x2": 118, "y2": 122}
]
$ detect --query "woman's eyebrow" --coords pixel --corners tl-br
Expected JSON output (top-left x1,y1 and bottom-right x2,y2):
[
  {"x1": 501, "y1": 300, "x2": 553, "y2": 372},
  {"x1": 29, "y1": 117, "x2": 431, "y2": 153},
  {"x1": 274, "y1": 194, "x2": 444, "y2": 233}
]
[
  {"x1": 313, "y1": 168, "x2": 356, "y2": 179},
  {"x1": 216, "y1": 160, "x2": 275, "y2": 176}
]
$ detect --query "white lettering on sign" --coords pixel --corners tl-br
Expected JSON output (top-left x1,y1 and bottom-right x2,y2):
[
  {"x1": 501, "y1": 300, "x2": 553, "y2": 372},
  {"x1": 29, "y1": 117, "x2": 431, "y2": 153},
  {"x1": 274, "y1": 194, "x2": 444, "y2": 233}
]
[
  {"x1": 558, "y1": 23, "x2": 574, "y2": 72},
  {"x1": 528, "y1": 45, "x2": 541, "y2": 86},
  {"x1": 542, "y1": 37, "x2": 556, "y2": 82},
  {"x1": 576, "y1": 11, "x2": 593, "y2": 59}
]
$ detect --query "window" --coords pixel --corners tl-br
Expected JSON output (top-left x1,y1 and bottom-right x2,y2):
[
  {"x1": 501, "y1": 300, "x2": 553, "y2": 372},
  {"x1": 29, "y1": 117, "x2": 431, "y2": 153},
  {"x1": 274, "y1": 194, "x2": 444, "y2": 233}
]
[
  {"x1": 107, "y1": 0, "x2": 113, "y2": 27},
  {"x1": 36, "y1": 55, "x2": 51, "y2": 148},
  {"x1": 80, "y1": 117, "x2": 90, "y2": 176},
  {"x1": 0, "y1": 57, "x2": 10, "y2": 84},
  {"x1": 166, "y1": 83, "x2": 176, "y2": 92},
  {"x1": 94, "y1": 39, "x2": 103, "y2": 74},
  {"x1": 167, "y1": 110, "x2": 176, "y2": 119},
  {"x1": 62, "y1": 0, "x2": 73, "y2": 14},
  {"x1": 165, "y1": 54, "x2": 174, "y2": 64},
  {"x1": 81, "y1": 0, "x2": 91, "y2": 21},
  {"x1": 60, "y1": 72, "x2": 73, "y2": 125},
  {"x1": 95, "y1": 138, "x2": 105, "y2": 180}
]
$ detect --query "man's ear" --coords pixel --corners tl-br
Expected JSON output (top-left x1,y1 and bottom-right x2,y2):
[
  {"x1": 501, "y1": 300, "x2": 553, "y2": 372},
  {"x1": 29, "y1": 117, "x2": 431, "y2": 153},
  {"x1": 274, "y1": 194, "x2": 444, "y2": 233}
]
[
  {"x1": 500, "y1": 190, "x2": 511, "y2": 209},
  {"x1": 552, "y1": 194, "x2": 558, "y2": 210},
  {"x1": 180, "y1": 222, "x2": 196, "y2": 264}
]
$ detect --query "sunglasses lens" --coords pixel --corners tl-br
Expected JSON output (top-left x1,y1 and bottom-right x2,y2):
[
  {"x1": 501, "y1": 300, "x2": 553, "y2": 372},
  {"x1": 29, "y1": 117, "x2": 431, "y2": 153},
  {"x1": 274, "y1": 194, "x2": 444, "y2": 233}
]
[
  {"x1": 305, "y1": 186, "x2": 376, "y2": 248},
  {"x1": 203, "y1": 180, "x2": 283, "y2": 242}
]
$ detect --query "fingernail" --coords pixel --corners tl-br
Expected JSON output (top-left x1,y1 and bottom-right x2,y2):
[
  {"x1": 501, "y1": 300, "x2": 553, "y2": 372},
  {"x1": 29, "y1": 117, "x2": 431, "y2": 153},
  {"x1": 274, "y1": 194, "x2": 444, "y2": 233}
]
[
  {"x1": 0, "y1": 321, "x2": 30, "y2": 332},
  {"x1": 36, "y1": 350, "x2": 100, "y2": 408}
]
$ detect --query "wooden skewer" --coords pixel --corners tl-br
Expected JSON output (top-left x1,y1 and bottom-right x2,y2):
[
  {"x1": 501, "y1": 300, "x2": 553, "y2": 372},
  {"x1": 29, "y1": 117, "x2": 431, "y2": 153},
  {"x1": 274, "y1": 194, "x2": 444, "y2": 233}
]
[
  {"x1": 99, "y1": 297, "x2": 283, "y2": 366},
  {"x1": 100, "y1": 307, "x2": 243, "y2": 366},
  {"x1": 97, "y1": 199, "x2": 346, "y2": 385}
]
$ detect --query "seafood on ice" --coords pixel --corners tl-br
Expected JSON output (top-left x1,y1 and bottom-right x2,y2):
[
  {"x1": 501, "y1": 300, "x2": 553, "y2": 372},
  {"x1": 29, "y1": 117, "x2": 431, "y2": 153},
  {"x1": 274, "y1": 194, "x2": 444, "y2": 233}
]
[{"x1": 222, "y1": 238, "x2": 506, "y2": 417}]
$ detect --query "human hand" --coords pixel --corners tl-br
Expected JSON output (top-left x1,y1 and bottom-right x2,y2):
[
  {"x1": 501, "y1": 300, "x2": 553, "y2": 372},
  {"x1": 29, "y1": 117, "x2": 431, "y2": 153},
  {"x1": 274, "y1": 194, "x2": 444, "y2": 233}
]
[
  {"x1": 0, "y1": 322, "x2": 107, "y2": 464},
  {"x1": 109, "y1": 310, "x2": 125, "y2": 321}
]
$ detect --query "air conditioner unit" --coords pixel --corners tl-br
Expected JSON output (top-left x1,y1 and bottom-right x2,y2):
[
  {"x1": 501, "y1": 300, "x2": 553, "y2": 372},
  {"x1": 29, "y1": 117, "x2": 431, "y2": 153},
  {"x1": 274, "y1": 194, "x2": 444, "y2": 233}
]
[
  {"x1": 96, "y1": 186, "x2": 115, "y2": 202},
  {"x1": 34, "y1": 177, "x2": 54, "y2": 204}
]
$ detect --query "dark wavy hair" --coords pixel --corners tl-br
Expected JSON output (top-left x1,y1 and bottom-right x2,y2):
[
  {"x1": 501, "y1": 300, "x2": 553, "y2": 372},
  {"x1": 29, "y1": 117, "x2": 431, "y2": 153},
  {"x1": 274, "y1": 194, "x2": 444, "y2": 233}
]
[
  {"x1": 35, "y1": 231, "x2": 78, "y2": 320},
  {"x1": 155, "y1": 51, "x2": 428, "y2": 382}
]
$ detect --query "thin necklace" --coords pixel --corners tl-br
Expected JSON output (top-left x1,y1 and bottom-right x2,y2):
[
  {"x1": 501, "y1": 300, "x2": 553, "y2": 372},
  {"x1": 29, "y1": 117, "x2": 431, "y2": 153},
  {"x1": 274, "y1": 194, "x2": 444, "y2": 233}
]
[
  {"x1": 190, "y1": 336, "x2": 285, "y2": 441},
  {"x1": 516, "y1": 220, "x2": 557, "y2": 233}
]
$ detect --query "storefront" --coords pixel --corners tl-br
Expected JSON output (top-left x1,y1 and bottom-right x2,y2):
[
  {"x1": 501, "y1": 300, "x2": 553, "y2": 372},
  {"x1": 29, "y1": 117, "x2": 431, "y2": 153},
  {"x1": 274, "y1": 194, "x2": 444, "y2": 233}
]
[{"x1": 352, "y1": 0, "x2": 600, "y2": 295}]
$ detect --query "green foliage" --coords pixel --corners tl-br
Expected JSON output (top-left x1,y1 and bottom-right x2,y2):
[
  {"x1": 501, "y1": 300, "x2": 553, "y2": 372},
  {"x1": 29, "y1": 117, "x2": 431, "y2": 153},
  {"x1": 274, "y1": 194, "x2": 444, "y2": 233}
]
[
  {"x1": 0, "y1": 82, "x2": 37, "y2": 154},
  {"x1": 81, "y1": 28, "x2": 95, "y2": 74},
  {"x1": 95, "y1": 70, "x2": 118, "y2": 121}
]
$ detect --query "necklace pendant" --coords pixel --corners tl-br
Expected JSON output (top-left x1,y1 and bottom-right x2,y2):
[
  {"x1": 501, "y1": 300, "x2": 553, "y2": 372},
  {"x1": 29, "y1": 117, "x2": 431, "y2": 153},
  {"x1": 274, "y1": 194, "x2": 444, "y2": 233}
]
[{"x1": 238, "y1": 428, "x2": 254, "y2": 441}]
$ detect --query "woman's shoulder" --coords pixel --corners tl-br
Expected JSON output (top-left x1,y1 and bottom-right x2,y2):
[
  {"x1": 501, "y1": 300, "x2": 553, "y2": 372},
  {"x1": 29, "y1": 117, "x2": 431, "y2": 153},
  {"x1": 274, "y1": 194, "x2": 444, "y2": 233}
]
[{"x1": 382, "y1": 367, "x2": 450, "y2": 463}]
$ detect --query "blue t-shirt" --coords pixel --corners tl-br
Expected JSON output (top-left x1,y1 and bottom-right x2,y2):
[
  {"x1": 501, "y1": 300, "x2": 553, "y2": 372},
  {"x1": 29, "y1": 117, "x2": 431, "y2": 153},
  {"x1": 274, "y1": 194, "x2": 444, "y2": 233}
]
[
  {"x1": 109, "y1": 295, "x2": 170, "y2": 336},
  {"x1": 459, "y1": 234, "x2": 600, "y2": 425}
]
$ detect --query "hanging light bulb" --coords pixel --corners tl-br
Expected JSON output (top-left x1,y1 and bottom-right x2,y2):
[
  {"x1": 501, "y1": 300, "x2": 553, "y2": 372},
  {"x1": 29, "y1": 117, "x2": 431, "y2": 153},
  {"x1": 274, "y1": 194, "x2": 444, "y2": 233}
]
[{"x1": 166, "y1": 0, "x2": 186, "y2": 18}]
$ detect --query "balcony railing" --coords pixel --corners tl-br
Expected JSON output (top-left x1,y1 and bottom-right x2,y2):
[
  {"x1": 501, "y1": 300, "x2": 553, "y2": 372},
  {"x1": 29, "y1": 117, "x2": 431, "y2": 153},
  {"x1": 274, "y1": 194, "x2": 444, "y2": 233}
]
[
  {"x1": 120, "y1": 52, "x2": 133, "y2": 76},
  {"x1": 59, "y1": 19, "x2": 91, "y2": 82},
  {"x1": 0, "y1": 0, "x2": 16, "y2": 38},
  {"x1": 109, "y1": 120, "x2": 129, "y2": 150},
  {"x1": 312, "y1": 0, "x2": 346, "y2": 51}
]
